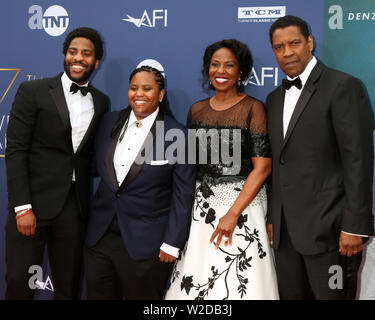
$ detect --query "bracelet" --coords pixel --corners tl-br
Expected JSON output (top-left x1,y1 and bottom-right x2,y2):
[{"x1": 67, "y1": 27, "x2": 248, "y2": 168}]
[
  {"x1": 15, "y1": 208, "x2": 28, "y2": 216},
  {"x1": 16, "y1": 209, "x2": 33, "y2": 220}
]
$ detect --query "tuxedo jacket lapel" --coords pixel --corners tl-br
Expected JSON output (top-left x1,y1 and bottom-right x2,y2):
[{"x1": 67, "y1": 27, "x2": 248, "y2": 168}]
[
  {"x1": 76, "y1": 86, "x2": 101, "y2": 154},
  {"x1": 105, "y1": 117, "x2": 126, "y2": 189},
  {"x1": 117, "y1": 111, "x2": 164, "y2": 193},
  {"x1": 282, "y1": 61, "x2": 324, "y2": 151},
  {"x1": 49, "y1": 76, "x2": 71, "y2": 138},
  {"x1": 272, "y1": 87, "x2": 285, "y2": 152}
]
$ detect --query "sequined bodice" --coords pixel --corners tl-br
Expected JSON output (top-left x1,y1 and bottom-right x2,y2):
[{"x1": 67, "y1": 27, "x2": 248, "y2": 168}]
[{"x1": 187, "y1": 96, "x2": 271, "y2": 180}]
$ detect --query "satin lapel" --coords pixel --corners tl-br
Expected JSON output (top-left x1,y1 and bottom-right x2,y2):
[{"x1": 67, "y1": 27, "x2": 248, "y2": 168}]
[
  {"x1": 76, "y1": 87, "x2": 100, "y2": 154},
  {"x1": 272, "y1": 87, "x2": 285, "y2": 151},
  {"x1": 118, "y1": 111, "x2": 164, "y2": 193},
  {"x1": 282, "y1": 62, "x2": 324, "y2": 151},
  {"x1": 49, "y1": 78, "x2": 71, "y2": 137},
  {"x1": 106, "y1": 118, "x2": 124, "y2": 189}
]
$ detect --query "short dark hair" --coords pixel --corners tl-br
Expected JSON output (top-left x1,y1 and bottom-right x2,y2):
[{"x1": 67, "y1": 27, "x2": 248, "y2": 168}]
[
  {"x1": 63, "y1": 27, "x2": 104, "y2": 60},
  {"x1": 269, "y1": 15, "x2": 311, "y2": 44},
  {"x1": 129, "y1": 65, "x2": 165, "y2": 91},
  {"x1": 202, "y1": 39, "x2": 252, "y2": 91}
]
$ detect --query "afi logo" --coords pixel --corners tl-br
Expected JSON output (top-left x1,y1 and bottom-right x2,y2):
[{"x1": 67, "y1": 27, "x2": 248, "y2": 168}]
[
  {"x1": 242, "y1": 66, "x2": 280, "y2": 87},
  {"x1": 28, "y1": 5, "x2": 69, "y2": 37},
  {"x1": 122, "y1": 9, "x2": 168, "y2": 28}
]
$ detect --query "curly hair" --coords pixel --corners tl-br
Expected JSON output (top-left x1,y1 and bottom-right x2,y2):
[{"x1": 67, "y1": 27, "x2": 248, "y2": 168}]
[
  {"x1": 63, "y1": 27, "x2": 104, "y2": 60},
  {"x1": 202, "y1": 39, "x2": 252, "y2": 91}
]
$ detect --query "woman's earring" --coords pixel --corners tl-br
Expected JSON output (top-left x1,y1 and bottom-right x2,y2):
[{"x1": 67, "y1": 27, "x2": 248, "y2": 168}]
[{"x1": 237, "y1": 79, "x2": 241, "y2": 87}]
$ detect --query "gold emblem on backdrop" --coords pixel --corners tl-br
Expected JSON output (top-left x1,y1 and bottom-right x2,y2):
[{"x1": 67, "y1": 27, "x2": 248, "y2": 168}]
[
  {"x1": 0, "y1": 68, "x2": 21, "y2": 104},
  {"x1": 0, "y1": 68, "x2": 21, "y2": 157}
]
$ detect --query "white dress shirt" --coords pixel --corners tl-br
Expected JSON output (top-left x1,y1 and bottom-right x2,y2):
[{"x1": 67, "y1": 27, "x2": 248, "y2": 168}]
[
  {"x1": 283, "y1": 56, "x2": 317, "y2": 137},
  {"x1": 282, "y1": 56, "x2": 367, "y2": 238},
  {"x1": 61, "y1": 72, "x2": 95, "y2": 157},
  {"x1": 15, "y1": 73, "x2": 95, "y2": 213},
  {"x1": 113, "y1": 108, "x2": 180, "y2": 258}
]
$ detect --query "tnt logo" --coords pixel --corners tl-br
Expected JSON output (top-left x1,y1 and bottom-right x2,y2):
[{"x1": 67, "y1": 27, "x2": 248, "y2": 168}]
[{"x1": 28, "y1": 5, "x2": 69, "y2": 37}]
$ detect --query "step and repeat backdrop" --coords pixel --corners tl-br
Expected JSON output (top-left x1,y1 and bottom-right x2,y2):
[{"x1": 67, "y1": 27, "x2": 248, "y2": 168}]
[{"x1": 0, "y1": 0, "x2": 374, "y2": 299}]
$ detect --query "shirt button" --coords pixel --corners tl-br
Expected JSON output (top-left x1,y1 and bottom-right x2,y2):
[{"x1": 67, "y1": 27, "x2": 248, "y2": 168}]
[{"x1": 116, "y1": 193, "x2": 120, "y2": 198}]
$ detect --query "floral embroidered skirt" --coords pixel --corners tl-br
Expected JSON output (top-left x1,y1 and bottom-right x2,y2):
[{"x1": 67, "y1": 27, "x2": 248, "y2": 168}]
[{"x1": 164, "y1": 179, "x2": 279, "y2": 300}]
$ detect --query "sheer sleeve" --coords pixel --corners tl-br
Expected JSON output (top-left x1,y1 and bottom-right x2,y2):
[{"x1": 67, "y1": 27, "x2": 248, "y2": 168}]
[{"x1": 248, "y1": 100, "x2": 271, "y2": 158}]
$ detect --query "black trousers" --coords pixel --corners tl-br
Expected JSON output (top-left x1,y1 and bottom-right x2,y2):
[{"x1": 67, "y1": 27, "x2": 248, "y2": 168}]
[
  {"x1": 275, "y1": 215, "x2": 362, "y2": 300},
  {"x1": 85, "y1": 215, "x2": 173, "y2": 300},
  {"x1": 5, "y1": 183, "x2": 86, "y2": 300}
]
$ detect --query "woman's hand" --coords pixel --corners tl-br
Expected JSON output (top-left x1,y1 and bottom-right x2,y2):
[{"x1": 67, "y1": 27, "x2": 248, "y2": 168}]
[
  {"x1": 159, "y1": 250, "x2": 177, "y2": 263},
  {"x1": 266, "y1": 224, "x2": 273, "y2": 248},
  {"x1": 210, "y1": 211, "x2": 239, "y2": 249}
]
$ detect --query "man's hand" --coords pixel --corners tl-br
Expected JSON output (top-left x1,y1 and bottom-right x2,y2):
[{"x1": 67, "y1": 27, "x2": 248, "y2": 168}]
[
  {"x1": 266, "y1": 224, "x2": 273, "y2": 248},
  {"x1": 159, "y1": 250, "x2": 177, "y2": 263},
  {"x1": 16, "y1": 211, "x2": 36, "y2": 237},
  {"x1": 339, "y1": 232, "x2": 363, "y2": 256}
]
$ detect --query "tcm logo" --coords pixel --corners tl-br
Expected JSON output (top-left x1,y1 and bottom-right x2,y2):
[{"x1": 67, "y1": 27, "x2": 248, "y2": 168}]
[
  {"x1": 328, "y1": 4, "x2": 375, "y2": 30},
  {"x1": 238, "y1": 6, "x2": 286, "y2": 22},
  {"x1": 28, "y1": 5, "x2": 69, "y2": 37},
  {"x1": 122, "y1": 9, "x2": 168, "y2": 28},
  {"x1": 28, "y1": 265, "x2": 54, "y2": 292},
  {"x1": 137, "y1": 59, "x2": 165, "y2": 77}
]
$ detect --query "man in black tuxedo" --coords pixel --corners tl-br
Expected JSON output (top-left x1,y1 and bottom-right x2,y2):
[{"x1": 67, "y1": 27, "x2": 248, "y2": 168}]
[
  {"x1": 266, "y1": 15, "x2": 374, "y2": 299},
  {"x1": 5, "y1": 27, "x2": 109, "y2": 299}
]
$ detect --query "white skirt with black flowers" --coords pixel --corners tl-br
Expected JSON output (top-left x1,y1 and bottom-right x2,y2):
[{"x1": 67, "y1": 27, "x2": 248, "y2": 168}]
[{"x1": 164, "y1": 179, "x2": 279, "y2": 300}]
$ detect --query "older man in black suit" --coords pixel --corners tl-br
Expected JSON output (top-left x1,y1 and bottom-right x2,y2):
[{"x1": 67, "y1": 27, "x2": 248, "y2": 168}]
[
  {"x1": 5, "y1": 27, "x2": 109, "y2": 299},
  {"x1": 266, "y1": 15, "x2": 374, "y2": 299}
]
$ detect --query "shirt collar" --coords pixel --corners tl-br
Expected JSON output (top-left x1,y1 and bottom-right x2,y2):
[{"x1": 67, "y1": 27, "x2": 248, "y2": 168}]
[
  {"x1": 61, "y1": 72, "x2": 89, "y2": 93},
  {"x1": 287, "y1": 56, "x2": 317, "y2": 87},
  {"x1": 128, "y1": 107, "x2": 159, "y2": 128}
]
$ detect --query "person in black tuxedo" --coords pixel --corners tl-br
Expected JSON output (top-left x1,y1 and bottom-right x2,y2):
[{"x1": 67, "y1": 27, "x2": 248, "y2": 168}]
[
  {"x1": 84, "y1": 66, "x2": 196, "y2": 300},
  {"x1": 5, "y1": 27, "x2": 109, "y2": 299},
  {"x1": 265, "y1": 15, "x2": 374, "y2": 299}
]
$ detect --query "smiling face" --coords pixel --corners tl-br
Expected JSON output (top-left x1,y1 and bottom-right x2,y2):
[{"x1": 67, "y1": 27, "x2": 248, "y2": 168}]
[
  {"x1": 271, "y1": 25, "x2": 313, "y2": 78},
  {"x1": 208, "y1": 47, "x2": 241, "y2": 93},
  {"x1": 64, "y1": 37, "x2": 99, "y2": 85},
  {"x1": 128, "y1": 71, "x2": 165, "y2": 120}
]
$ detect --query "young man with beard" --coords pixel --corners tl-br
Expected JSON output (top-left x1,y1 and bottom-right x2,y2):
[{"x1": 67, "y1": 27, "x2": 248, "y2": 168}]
[{"x1": 5, "y1": 27, "x2": 109, "y2": 299}]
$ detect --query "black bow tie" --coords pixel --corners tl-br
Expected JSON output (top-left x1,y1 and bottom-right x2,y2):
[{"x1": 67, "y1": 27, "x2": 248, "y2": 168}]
[
  {"x1": 282, "y1": 77, "x2": 302, "y2": 90},
  {"x1": 70, "y1": 83, "x2": 91, "y2": 96}
]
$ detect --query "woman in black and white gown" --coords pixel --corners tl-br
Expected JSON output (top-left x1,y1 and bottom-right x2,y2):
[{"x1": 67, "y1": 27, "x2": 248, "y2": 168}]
[{"x1": 165, "y1": 39, "x2": 279, "y2": 300}]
